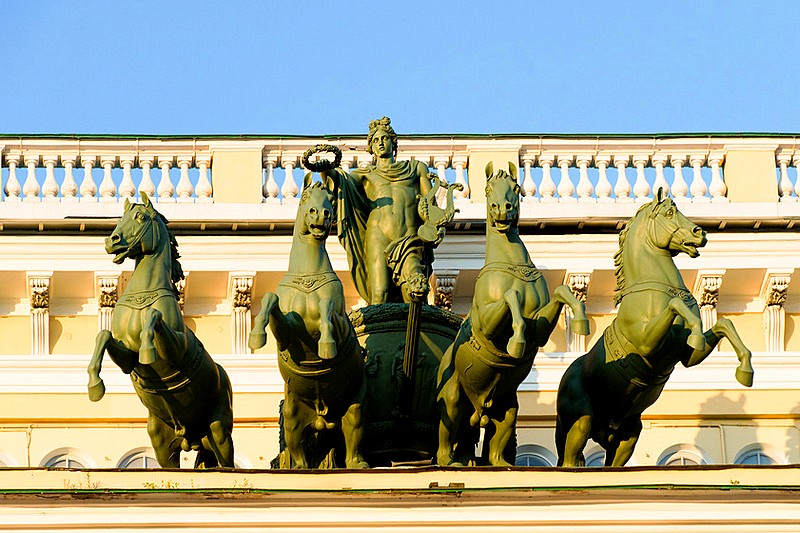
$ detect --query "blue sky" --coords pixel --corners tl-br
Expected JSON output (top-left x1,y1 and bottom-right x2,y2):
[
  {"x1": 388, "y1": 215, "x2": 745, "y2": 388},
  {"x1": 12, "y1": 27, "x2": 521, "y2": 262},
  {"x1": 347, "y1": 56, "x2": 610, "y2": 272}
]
[{"x1": 1, "y1": 1, "x2": 797, "y2": 135}]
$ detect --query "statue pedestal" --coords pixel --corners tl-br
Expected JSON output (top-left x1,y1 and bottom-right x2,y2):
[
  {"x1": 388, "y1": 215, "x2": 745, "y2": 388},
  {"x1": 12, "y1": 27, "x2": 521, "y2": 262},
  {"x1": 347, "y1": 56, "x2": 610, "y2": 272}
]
[{"x1": 349, "y1": 303, "x2": 462, "y2": 466}]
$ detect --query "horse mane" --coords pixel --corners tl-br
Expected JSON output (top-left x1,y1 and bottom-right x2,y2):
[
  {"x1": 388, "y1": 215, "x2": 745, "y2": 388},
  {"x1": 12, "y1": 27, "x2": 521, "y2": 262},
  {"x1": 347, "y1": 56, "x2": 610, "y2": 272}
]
[
  {"x1": 150, "y1": 208, "x2": 185, "y2": 295},
  {"x1": 612, "y1": 201, "x2": 654, "y2": 306}
]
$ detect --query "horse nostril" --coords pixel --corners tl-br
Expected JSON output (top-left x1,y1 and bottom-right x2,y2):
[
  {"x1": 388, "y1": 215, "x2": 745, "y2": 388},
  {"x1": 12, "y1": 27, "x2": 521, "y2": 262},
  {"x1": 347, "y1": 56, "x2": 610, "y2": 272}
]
[
  {"x1": 693, "y1": 226, "x2": 704, "y2": 235},
  {"x1": 505, "y1": 202, "x2": 512, "y2": 211},
  {"x1": 110, "y1": 233, "x2": 121, "y2": 243},
  {"x1": 323, "y1": 209, "x2": 330, "y2": 219}
]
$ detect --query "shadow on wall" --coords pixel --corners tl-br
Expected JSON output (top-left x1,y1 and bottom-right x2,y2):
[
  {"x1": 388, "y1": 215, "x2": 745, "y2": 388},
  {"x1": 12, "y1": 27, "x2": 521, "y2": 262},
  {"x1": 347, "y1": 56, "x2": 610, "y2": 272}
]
[{"x1": 696, "y1": 392, "x2": 753, "y2": 464}]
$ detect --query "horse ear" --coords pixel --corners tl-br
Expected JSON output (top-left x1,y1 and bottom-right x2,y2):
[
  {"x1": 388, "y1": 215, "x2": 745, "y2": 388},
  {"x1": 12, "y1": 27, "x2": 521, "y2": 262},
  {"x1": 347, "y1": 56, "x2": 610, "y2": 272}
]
[
  {"x1": 655, "y1": 187, "x2": 665, "y2": 203},
  {"x1": 508, "y1": 161, "x2": 518, "y2": 179},
  {"x1": 303, "y1": 172, "x2": 313, "y2": 192},
  {"x1": 140, "y1": 191, "x2": 151, "y2": 208},
  {"x1": 124, "y1": 197, "x2": 132, "y2": 212},
  {"x1": 485, "y1": 161, "x2": 495, "y2": 179}
]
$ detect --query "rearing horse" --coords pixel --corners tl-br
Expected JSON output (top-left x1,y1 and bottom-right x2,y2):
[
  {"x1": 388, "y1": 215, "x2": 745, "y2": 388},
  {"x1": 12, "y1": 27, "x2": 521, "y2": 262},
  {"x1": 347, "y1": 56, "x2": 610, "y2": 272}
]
[
  {"x1": 556, "y1": 190, "x2": 754, "y2": 467},
  {"x1": 86, "y1": 193, "x2": 234, "y2": 468},
  {"x1": 248, "y1": 174, "x2": 368, "y2": 469},
  {"x1": 437, "y1": 162, "x2": 589, "y2": 466}
]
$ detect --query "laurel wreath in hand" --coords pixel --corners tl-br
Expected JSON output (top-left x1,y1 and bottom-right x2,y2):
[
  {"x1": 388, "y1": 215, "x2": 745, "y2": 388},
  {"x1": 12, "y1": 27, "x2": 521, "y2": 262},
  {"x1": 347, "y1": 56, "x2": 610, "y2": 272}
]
[{"x1": 301, "y1": 144, "x2": 343, "y2": 172}]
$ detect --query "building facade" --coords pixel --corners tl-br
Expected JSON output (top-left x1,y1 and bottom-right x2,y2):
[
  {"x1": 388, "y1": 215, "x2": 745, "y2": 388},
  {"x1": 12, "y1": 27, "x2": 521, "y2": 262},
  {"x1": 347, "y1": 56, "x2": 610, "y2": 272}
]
[{"x1": 0, "y1": 134, "x2": 798, "y2": 530}]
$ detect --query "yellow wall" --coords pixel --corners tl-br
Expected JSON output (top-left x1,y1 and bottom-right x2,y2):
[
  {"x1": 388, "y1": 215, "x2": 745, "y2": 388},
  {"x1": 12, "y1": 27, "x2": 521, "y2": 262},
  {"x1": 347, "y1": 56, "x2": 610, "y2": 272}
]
[
  {"x1": 0, "y1": 316, "x2": 31, "y2": 354},
  {"x1": 51, "y1": 316, "x2": 99, "y2": 355}
]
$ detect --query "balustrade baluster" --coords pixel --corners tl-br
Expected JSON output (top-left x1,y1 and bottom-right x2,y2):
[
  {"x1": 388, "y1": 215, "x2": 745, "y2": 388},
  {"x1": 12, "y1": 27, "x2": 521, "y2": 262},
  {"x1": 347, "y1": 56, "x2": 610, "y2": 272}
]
[
  {"x1": 433, "y1": 156, "x2": 449, "y2": 204},
  {"x1": 595, "y1": 156, "x2": 613, "y2": 203},
  {"x1": 556, "y1": 157, "x2": 576, "y2": 202},
  {"x1": 157, "y1": 157, "x2": 175, "y2": 202},
  {"x1": 176, "y1": 157, "x2": 194, "y2": 202},
  {"x1": 793, "y1": 155, "x2": 800, "y2": 202},
  {"x1": 778, "y1": 154, "x2": 794, "y2": 202},
  {"x1": 652, "y1": 155, "x2": 669, "y2": 197},
  {"x1": 671, "y1": 156, "x2": 689, "y2": 203},
  {"x1": 263, "y1": 156, "x2": 280, "y2": 204},
  {"x1": 453, "y1": 156, "x2": 469, "y2": 201},
  {"x1": 708, "y1": 154, "x2": 727, "y2": 202},
  {"x1": 613, "y1": 156, "x2": 632, "y2": 203},
  {"x1": 42, "y1": 156, "x2": 59, "y2": 201},
  {"x1": 23, "y1": 156, "x2": 40, "y2": 201},
  {"x1": 576, "y1": 156, "x2": 595, "y2": 202},
  {"x1": 80, "y1": 156, "x2": 97, "y2": 201},
  {"x1": 118, "y1": 158, "x2": 136, "y2": 199},
  {"x1": 99, "y1": 157, "x2": 117, "y2": 201},
  {"x1": 689, "y1": 155, "x2": 709, "y2": 203},
  {"x1": 4, "y1": 155, "x2": 21, "y2": 201},
  {"x1": 61, "y1": 156, "x2": 78, "y2": 201},
  {"x1": 632, "y1": 156, "x2": 651, "y2": 202},
  {"x1": 281, "y1": 158, "x2": 298, "y2": 204},
  {"x1": 521, "y1": 156, "x2": 537, "y2": 202},
  {"x1": 539, "y1": 157, "x2": 556, "y2": 202},
  {"x1": 196, "y1": 156, "x2": 212, "y2": 202},
  {"x1": 139, "y1": 157, "x2": 156, "y2": 198}
]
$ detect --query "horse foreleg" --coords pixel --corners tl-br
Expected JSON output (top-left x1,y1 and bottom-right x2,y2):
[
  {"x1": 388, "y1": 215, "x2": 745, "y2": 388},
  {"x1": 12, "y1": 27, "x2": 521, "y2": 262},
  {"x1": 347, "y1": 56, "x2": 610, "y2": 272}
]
[
  {"x1": 683, "y1": 318, "x2": 753, "y2": 387},
  {"x1": 87, "y1": 330, "x2": 112, "y2": 402},
  {"x1": 248, "y1": 293, "x2": 288, "y2": 351},
  {"x1": 637, "y1": 298, "x2": 705, "y2": 355},
  {"x1": 553, "y1": 285, "x2": 590, "y2": 336},
  {"x1": 317, "y1": 298, "x2": 337, "y2": 360},
  {"x1": 140, "y1": 308, "x2": 187, "y2": 365},
  {"x1": 503, "y1": 289, "x2": 527, "y2": 358}
]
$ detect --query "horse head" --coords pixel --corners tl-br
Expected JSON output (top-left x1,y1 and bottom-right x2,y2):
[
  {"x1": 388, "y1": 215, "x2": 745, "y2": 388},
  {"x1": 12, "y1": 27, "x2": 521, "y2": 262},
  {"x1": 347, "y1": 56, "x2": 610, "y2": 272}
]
[
  {"x1": 298, "y1": 173, "x2": 336, "y2": 240},
  {"x1": 485, "y1": 161, "x2": 521, "y2": 234},
  {"x1": 644, "y1": 188, "x2": 707, "y2": 257},
  {"x1": 106, "y1": 192, "x2": 169, "y2": 263}
]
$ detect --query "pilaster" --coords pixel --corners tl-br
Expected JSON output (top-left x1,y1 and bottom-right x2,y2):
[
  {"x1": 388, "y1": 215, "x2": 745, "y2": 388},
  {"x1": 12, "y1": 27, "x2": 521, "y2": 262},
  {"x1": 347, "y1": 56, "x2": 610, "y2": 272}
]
[
  {"x1": 27, "y1": 272, "x2": 52, "y2": 356},
  {"x1": 760, "y1": 271, "x2": 793, "y2": 353},
  {"x1": 229, "y1": 272, "x2": 255, "y2": 354}
]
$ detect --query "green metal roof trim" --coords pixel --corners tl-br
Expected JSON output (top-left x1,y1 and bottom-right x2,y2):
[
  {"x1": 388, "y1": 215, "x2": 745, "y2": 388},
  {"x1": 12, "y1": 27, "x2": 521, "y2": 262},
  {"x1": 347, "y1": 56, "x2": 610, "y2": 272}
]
[{"x1": 0, "y1": 132, "x2": 799, "y2": 141}]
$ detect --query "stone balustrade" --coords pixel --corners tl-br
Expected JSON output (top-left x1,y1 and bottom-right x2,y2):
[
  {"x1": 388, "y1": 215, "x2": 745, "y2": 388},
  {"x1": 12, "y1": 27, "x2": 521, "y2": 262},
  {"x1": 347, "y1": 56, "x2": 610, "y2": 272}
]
[{"x1": 1, "y1": 134, "x2": 797, "y2": 213}]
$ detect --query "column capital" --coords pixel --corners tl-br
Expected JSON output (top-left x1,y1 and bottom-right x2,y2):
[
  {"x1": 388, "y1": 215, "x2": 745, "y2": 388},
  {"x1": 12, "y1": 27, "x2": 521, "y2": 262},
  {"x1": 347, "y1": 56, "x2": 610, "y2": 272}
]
[
  {"x1": 229, "y1": 272, "x2": 256, "y2": 310},
  {"x1": 564, "y1": 271, "x2": 592, "y2": 303},
  {"x1": 27, "y1": 272, "x2": 53, "y2": 310},
  {"x1": 693, "y1": 270, "x2": 726, "y2": 308},
  {"x1": 776, "y1": 151, "x2": 794, "y2": 164},
  {"x1": 432, "y1": 269, "x2": 459, "y2": 310},
  {"x1": 651, "y1": 153, "x2": 669, "y2": 166},
  {"x1": 451, "y1": 154, "x2": 468, "y2": 167},
  {"x1": 760, "y1": 270, "x2": 793, "y2": 307},
  {"x1": 23, "y1": 154, "x2": 41, "y2": 166},
  {"x1": 138, "y1": 154, "x2": 156, "y2": 167},
  {"x1": 94, "y1": 272, "x2": 122, "y2": 309},
  {"x1": 594, "y1": 154, "x2": 612, "y2": 166},
  {"x1": 156, "y1": 155, "x2": 174, "y2": 168},
  {"x1": 688, "y1": 153, "x2": 707, "y2": 166},
  {"x1": 79, "y1": 154, "x2": 98, "y2": 166}
]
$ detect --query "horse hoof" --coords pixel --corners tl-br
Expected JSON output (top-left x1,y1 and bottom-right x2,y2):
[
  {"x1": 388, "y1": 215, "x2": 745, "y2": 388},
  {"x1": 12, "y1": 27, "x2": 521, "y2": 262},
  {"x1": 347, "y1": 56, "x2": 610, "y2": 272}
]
[
  {"x1": 507, "y1": 338, "x2": 526, "y2": 359},
  {"x1": 87, "y1": 380, "x2": 106, "y2": 402},
  {"x1": 570, "y1": 318, "x2": 590, "y2": 336},
  {"x1": 736, "y1": 367, "x2": 754, "y2": 387},
  {"x1": 318, "y1": 340, "x2": 337, "y2": 360},
  {"x1": 139, "y1": 346, "x2": 157, "y2": 365},
  {"x1": 687, "y1": 332, "x2": 706, "y2": 351},
  {"x1": 346, "y1": 459, "x2": 370, "y2": 469},
  {"x1": 248, "y1": 331, "x2": 267, "y2": 350}
]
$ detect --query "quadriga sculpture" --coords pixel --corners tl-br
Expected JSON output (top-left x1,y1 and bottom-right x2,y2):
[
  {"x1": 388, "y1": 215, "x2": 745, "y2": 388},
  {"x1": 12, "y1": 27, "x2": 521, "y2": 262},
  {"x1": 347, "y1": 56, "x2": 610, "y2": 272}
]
[
  {"x1": 86, "y1": 193, "x2": 234, "y2": 468},
  {"x1": 248, "y1": 173, "x2": 368, "y2": 469},
  {"x1": 437, "y1": 162, "x2": 589, "y2": 466},
  {"x1": 556, "y1": 190, "x2": 754, "y2": 467}
]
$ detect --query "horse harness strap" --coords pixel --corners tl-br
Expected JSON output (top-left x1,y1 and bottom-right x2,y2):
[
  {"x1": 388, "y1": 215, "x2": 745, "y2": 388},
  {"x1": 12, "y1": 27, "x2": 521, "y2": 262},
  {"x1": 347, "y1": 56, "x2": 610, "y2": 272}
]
[
  {"x1": 131, "y1": 336, "x2": 205, "y2": 394},
  {"x1": 476, "y1": 262, "x2": 543, "y2": 283},
  {"x1": 117, "y1": 288, "x2": 176, "y2": 310},
  {"x1": 466, "y1": 315, "x2": 535, "y2": 368},
  {"x1": 617, "y1": 280, "x2": 696, "y2": 306},
  {"x1": 605, "y1": 320, "x2": 671, "y2": 387},
  {"x1": 279, "y1": 333, "x2": 359, "y2": 377},
  {"x1": 278, "y1": 271, "x2": 340, "y2": 293}
]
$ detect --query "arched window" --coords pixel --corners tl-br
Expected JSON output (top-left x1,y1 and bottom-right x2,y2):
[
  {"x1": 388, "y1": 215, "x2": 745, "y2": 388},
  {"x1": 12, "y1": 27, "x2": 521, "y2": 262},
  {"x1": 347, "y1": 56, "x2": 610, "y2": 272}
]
[
  {"x1": 657, "y1": 444, "x2": 708, "y2": 466},
  {"x1": 0, "y1": 450, "x2": 18, "y2": 467},
  {"x1": 733, "y1": 445, "x2": 783, "y2": 466},
  {"x1": 118, "y1": 448, "x2": 160, "y2": 469},
  {"x1": 585, "y1": 450, "x2": 606, "y2": 467},
  {"x1": 40, "y1": 448, "x2": 95, "y2": 469},
  {"x1": 515, "y1": 444, "x2": 556, "y2": 467}
]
